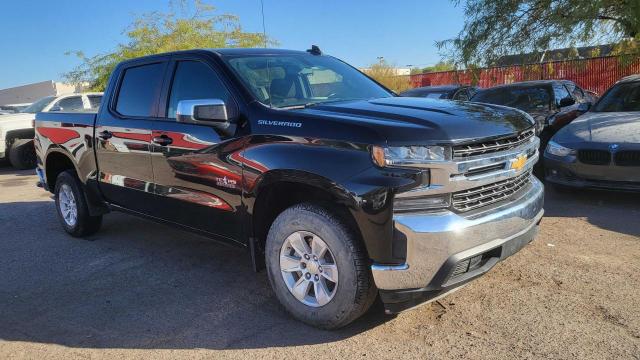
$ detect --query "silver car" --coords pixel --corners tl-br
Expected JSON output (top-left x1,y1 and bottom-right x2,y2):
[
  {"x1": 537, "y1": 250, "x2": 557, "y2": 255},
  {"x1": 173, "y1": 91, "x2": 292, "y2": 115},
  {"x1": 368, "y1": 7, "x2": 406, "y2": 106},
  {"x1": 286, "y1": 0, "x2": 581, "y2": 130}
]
[{"x1": 544, "y1": 75, "x2": 640, "y2": 191}]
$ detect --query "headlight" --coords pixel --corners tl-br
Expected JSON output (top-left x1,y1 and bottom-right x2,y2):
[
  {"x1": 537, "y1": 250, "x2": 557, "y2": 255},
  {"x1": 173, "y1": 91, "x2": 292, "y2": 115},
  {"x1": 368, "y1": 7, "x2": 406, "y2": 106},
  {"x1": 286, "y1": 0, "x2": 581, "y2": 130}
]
[
  {"x1": 545, "y1": 141, "x2": 575, "y2": 157},
  {"x1": 371, "y1": 145, "x2": 447, "y2": 167}
]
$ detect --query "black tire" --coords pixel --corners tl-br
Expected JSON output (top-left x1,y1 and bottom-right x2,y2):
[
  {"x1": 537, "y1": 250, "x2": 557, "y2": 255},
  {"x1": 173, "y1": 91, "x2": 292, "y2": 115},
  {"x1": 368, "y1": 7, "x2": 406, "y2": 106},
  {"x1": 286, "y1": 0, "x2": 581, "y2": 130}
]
[
  {"x1": 265, "y1": 203, "x2": 377, "y2": 329},
  {"x1": 8, "y1": 138, "x2": 36, "y2": 169},
  {"x1": 54, "y1": 170, "x2": 102, "y2": 237}
]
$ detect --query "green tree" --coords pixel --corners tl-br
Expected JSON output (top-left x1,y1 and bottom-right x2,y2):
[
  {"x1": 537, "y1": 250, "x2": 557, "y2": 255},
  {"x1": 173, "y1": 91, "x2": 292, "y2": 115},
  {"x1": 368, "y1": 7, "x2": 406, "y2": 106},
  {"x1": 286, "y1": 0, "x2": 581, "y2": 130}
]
[
  {"x1": 362, "y1": 59, "x2": 412, "y2": 93},
  {"x1": 64, "y1": 0, "x2": 274, "y2": 91},
  {"x1": 438, "y1": 0, "x2": 640, "y2": 66},
  {"x1": 421, "y1": 60, "x2": 456, "y2": 73}
]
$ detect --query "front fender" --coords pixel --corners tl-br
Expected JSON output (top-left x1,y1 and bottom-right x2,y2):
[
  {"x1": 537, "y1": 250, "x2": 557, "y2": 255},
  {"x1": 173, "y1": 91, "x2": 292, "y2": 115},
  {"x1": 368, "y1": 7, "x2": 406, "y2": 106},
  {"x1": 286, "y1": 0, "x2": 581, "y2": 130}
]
[{"x1": 240, "y1": 135, "x2": 421, "y2": 263}]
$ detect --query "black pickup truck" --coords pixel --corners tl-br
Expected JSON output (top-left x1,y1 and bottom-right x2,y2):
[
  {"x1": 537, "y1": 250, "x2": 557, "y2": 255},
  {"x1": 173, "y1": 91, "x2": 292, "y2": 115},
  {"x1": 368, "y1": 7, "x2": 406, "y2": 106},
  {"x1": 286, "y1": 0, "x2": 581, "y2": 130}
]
[{"x1": 35, "y1": 48, "x2": 544, "y2": 329}]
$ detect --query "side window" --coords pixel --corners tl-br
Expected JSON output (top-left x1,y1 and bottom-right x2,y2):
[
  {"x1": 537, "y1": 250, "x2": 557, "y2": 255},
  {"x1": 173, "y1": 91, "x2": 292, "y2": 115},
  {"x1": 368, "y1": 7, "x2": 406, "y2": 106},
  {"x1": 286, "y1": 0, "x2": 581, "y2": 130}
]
[
  {"x1": 552, "y1": 83, "x2": 571, "y2": 106},
  {"x1": 115, "y1": 63, "x2": 165, "y2": 117},
  {"x1": 167, "y1": 60, "x2": 232, "y2": 119},
  {"x1": 87, "y1": 95, "x2": 102, "y2": 110},
  {"x1": 570, "y1": 84, "x2": 585, "y2": 101},
  {"x1": 55, "y1": 96, "x2": 84, "y2": 111}
]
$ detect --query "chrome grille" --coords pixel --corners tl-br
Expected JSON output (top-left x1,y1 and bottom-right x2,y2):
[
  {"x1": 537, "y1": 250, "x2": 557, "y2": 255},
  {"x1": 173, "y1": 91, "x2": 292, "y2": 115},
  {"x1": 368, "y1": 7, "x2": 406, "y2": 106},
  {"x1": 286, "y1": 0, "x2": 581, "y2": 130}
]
[
  {"x1": 452, "y1": 171, "x2": 532, "y2": 212},
  {"x1": 453, "y1": 130, "x2": 535, "y2": 158}
]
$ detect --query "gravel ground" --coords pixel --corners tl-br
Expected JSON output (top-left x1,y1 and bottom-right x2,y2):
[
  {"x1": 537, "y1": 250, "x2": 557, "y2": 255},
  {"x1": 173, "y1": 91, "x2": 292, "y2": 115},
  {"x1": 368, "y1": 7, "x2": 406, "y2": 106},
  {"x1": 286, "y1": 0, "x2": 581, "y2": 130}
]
[{"x1": 0, "y1": 165, "x2": 639, "y2": 360}]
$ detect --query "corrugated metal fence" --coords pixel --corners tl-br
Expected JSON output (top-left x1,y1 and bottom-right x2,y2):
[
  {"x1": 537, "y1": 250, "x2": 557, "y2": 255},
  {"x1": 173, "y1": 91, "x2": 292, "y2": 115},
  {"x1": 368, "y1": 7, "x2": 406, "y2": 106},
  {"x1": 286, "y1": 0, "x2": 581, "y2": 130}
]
[{"x1": 409, "y1": 56, "x2": 640, "y2": 94}]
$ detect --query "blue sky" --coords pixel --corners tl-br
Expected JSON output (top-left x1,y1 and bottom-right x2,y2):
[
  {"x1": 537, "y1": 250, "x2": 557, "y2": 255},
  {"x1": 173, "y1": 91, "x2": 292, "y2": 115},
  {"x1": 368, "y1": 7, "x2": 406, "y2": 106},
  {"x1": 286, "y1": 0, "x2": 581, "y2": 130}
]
[{"x1": 0, "y1": 0, "x2": 464, "y2": 89}]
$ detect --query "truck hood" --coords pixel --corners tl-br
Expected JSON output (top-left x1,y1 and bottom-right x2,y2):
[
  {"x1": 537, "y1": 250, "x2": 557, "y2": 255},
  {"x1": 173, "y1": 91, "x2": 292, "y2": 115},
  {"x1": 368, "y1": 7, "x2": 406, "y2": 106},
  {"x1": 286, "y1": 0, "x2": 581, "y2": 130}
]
[
  {"x1": 553, "y1": 111, "x2": 640, "y2": 145},
  {"x1": 301, "y1": 97, "x2": 534, "y2": 144}
]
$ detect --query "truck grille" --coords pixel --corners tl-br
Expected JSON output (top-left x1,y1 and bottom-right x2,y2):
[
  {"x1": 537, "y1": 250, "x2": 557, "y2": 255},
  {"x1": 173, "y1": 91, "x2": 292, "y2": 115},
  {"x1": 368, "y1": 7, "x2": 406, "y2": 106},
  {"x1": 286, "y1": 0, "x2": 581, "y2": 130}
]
[
  {"x1": 453, "y1": 129, "x2": 534, "y2": 158},
  {"x1": 578, "y1": 150, "x2": 611, "y2": 165},
  {"x1": 614, "y1": 150, "x2": 640, "y2": 166},
  {"x1": 452, "y1": 171, "x2": 532, "y2": 212}
]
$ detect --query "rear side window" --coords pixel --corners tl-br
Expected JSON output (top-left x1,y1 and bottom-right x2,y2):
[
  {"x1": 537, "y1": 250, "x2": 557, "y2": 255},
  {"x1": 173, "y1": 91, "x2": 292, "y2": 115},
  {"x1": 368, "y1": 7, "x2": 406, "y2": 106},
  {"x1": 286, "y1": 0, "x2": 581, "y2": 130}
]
[
  {"x1": 116, "y1": 63, "x2": 165, "y2": 117},
  {"x1": 56, "y1": 96, "x2": 84, "y2": 111},
  {"x1": 88, "y1": 95, "x2": 102, "y2": 109},
  {"x1": 167, "y1": 60, "x2": 232, "y2": 119}
]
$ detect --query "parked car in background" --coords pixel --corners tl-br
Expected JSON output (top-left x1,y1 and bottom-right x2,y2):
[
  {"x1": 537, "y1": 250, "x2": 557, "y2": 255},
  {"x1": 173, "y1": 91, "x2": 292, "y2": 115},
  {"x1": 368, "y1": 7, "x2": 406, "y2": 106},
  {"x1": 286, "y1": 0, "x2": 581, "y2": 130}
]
[
  {"x1": 0, "y1": 103, "x2": 31, "y2": 114},
  {"x1": 470, "y1": 80, "x2": 593, "y2": 140},
  {"x1": 35, "y1": 48, "x2": 543, "y2": 329},
  {"x1": 0, "y1": 93, "x2": 102, "y2": 169},
  {"x1": 400, "y1": 84, "x2": 478, "y2": 101},
  {"x1": 544, "y1": 75, "x2": 640, "y2": 191}
]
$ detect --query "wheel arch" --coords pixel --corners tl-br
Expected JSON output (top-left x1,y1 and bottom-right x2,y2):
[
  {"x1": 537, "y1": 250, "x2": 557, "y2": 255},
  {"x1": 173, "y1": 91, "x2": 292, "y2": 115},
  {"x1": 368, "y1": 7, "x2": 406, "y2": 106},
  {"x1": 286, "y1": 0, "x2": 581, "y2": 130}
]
[
  {"x1": 43, "y1": 148, "x2": 109, "y2": 216},
  {"x1": 250, "y1": 170, "x2": 366, "y2": 265},
  {"x1": 43, "y1": 148, "x2": 80, "y2": 193}
]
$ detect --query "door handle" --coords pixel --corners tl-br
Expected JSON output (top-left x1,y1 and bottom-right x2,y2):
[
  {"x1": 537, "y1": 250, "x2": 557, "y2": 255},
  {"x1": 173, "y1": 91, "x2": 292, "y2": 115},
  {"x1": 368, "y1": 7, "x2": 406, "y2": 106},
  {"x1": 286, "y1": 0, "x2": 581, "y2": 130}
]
[
  {"x1": 98, "y1": 130, "x2": 112, "y2": 140},
  {"x1": 152, "y1": 134, "x2": 173, "y2": 146}
]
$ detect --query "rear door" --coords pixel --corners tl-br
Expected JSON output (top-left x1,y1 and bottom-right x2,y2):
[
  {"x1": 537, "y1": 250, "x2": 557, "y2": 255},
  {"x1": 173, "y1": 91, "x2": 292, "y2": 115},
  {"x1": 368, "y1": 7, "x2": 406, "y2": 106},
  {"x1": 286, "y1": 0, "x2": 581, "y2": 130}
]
[
  {"x1": 147, "y1": 55, "x2": 244, "y2": 242},
  {"x1": 95, "y1": 58, "x2": 168, "y2": 213}
]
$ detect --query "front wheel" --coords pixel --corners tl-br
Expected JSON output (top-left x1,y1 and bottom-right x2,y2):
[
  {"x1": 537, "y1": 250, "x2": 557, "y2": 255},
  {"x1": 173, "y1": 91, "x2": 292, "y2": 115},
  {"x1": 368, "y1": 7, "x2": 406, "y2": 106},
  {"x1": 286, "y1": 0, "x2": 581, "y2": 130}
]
[
  {"x1": 54, "y1": 170, "x2": 102, "y2": 237},
  {"x1": 265, "y1": 203, "x2": 377, "y2": 329}
]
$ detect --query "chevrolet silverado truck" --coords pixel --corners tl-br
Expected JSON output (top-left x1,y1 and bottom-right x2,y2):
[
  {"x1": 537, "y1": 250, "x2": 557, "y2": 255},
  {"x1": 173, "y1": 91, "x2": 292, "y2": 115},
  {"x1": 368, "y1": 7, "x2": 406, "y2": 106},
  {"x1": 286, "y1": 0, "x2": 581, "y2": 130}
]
[
  {"x1": 35, "y1": 48, "x2": 544, "y2": 329},
  {"x1": 1, "y1": 93, "x2": 102, "y2": 169}
]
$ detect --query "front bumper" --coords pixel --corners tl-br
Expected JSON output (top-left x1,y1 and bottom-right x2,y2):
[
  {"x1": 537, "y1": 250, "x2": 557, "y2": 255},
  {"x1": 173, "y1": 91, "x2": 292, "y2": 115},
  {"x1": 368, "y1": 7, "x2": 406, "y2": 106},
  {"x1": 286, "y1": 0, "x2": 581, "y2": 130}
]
[
  {"x1": 544, "y1": 155, "x2": 640, "y2": 191},
  {"x1": 0, "y1": 138, "x2": 5, "y2": 159},
  {"x1": 371, "y1": 176, "x2": 544, "y2": 312}
]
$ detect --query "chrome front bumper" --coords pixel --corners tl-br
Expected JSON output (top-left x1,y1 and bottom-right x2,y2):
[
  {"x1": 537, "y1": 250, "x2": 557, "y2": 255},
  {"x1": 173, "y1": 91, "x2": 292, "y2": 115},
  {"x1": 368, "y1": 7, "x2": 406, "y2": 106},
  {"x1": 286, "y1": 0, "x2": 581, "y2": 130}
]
[{"x1": 371, "y1": 176, "x2": 544, "y2": 291}]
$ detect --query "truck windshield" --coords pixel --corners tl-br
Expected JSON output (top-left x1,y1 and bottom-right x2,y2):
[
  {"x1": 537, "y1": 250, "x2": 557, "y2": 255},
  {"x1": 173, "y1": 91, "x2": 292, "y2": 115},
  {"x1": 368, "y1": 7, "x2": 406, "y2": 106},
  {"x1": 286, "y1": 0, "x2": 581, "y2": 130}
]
[
  {"x1": 592, "y1": 81, "x2": 640, "y2": 112},
  {"x1": 224, "y1": 54, "x2": 393, "y2": 108},
  {"x1": 20, "y1": 96, "x2": 55, "y2": 113}
]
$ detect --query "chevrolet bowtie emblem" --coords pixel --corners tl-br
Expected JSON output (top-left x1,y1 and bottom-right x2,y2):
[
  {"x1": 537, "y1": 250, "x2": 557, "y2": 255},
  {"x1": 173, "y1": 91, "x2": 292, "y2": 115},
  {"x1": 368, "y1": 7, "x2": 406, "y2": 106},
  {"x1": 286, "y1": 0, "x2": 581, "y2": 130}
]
[{"x1": 510, "y1": 154, "x2": 527, "y2": 171}]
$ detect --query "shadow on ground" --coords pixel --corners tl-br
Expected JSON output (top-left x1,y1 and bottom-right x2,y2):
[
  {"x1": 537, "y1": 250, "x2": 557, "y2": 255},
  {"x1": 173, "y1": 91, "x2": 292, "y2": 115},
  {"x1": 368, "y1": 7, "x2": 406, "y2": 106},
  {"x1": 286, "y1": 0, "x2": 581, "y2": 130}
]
[
  {"x1": 0, "y1": 200, "x2": 389, "y2": 350},
  {"x1": 543, "y1": 185, "x2": 640, "y2": 237}
]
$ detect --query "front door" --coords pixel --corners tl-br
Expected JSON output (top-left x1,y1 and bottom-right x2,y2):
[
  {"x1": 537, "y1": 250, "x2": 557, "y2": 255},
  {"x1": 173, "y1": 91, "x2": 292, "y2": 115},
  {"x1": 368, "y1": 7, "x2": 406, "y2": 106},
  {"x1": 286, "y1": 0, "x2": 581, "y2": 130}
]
[
  {"x1": 148, "y1": 58, "x2": 244, "y2": 242},
  {"x1": 95, "y1": 60, "x2": 168, "y2": 214}
]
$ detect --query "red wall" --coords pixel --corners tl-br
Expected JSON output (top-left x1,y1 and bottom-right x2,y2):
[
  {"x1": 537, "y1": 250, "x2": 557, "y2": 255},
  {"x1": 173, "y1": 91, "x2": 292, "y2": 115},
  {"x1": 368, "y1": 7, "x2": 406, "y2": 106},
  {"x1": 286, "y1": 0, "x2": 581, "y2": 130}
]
[{"x1": 409, "y1": 56, "x2": 640, "y2": 95}]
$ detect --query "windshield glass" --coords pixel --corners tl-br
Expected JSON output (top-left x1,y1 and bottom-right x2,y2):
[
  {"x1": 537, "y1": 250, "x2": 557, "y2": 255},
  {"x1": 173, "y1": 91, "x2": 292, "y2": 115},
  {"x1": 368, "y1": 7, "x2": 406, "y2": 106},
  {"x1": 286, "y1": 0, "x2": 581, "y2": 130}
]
[
  {"x1": 593, "y1": 81, "x2": 640, "y2": 112},
  {"x1": 225, "y1": 54, "x2": 392, "y2": 108},
  {"x1": 21, "y1": 96, "x2": 55, "y2": 113},
  {"x1": 472, "y1": 86, "x2": 551, "y2": 112},
  {"x1": 424, "y1": 92, "x2": 450, "y2": 99}
]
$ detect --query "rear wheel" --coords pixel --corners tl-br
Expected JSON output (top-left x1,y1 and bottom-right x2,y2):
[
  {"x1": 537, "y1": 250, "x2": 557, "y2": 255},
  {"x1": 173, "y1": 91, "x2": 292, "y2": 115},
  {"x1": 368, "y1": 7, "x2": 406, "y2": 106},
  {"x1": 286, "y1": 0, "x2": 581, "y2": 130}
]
[
  {"x1": 54, "y1": 170, "x2": 102, "y2": 237},
  {"x1": 265, "y1": 203, "x2": 377, "y2": 329},
  {"x1": 8, "y1": 138, "x2": 36, "y2": 169}
]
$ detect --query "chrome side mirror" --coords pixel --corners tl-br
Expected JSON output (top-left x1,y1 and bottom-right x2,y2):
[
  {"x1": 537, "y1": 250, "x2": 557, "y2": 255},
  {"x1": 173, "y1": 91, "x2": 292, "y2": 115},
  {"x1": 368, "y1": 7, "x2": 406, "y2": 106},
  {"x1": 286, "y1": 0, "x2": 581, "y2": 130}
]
[
  {"x1": 176, "y1": 99, "x2": 235, "y2": 136},
  {"x1": 176, "y1": 99, "x2": 228, "y2": 123}
]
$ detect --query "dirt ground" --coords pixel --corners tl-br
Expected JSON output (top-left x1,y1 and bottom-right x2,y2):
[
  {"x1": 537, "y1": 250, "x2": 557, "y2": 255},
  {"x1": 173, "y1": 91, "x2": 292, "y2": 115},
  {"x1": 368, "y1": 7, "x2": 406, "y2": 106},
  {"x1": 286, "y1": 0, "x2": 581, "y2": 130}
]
[{"x1": 0, "y1": 164, "x2": 638, "y2": 360}]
